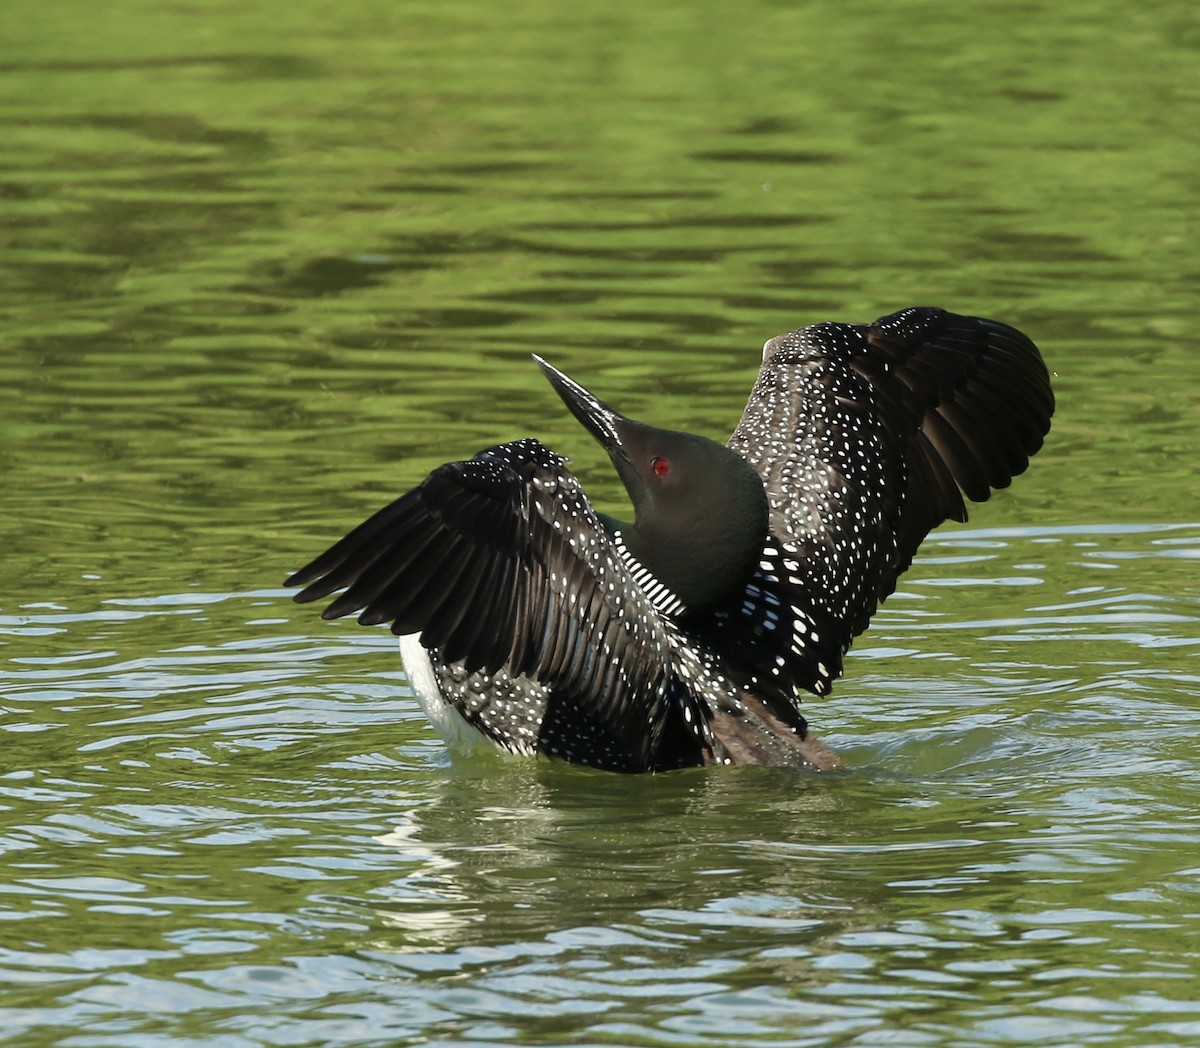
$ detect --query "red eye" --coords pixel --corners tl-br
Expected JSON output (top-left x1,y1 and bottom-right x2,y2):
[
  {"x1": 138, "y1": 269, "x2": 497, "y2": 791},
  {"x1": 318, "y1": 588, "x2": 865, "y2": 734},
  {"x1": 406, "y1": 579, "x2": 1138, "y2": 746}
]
[{"x1": 651, "y1": 456, "x2": 670, "y2": 477}]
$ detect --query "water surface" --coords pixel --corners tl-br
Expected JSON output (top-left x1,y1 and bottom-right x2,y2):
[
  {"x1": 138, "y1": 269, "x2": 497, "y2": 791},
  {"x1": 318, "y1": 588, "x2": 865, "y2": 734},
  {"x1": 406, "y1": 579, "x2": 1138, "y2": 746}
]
[{"x1": 2, "y1": 1, "x2": 1198, "y2": 1044}]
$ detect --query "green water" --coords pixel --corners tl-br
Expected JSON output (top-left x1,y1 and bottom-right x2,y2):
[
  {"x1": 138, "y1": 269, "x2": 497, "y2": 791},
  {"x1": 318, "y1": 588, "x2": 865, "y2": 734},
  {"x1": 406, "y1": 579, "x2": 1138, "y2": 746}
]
[{"x1": 2, "y1": 0, "x2": 1198, "y2": 1044}]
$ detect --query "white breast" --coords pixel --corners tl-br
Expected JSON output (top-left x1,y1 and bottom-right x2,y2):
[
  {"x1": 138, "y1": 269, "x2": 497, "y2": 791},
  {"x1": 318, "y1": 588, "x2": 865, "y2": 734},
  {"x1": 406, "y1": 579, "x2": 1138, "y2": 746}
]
[{"x1": 397, "y1": 633, "x2": 494, "y2": 754}]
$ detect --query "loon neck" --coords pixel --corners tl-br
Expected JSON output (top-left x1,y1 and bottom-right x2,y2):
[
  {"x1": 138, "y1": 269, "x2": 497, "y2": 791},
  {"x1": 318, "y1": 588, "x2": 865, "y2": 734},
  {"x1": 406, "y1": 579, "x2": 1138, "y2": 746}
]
[{"x1": 607, "y1": 485, "x2": 768, "y2": 615}]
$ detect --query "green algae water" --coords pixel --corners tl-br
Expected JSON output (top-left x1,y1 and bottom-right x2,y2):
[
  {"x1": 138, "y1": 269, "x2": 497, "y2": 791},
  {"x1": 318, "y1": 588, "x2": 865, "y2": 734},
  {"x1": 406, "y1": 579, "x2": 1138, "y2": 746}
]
[{"x1": 2, "y1": 0, "x2": 1198, "y2": 1044}]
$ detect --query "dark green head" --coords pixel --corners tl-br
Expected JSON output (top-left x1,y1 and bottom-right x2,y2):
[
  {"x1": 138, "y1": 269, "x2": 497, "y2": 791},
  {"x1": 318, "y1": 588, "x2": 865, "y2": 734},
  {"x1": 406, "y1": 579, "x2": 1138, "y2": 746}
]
[{"x1": 535, "y1": 355, "x2": 769, "y2": 613}]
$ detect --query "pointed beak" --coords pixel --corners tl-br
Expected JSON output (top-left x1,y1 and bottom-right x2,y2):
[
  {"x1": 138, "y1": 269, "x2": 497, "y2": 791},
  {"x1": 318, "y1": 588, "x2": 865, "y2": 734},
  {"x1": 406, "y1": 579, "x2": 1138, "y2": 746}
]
[
  {"x1": 534, "y1": 355, "x2": 670, "y2": 521},
  {"x1": 533, "y1": 355, "x2": 627, "y2": 454}
]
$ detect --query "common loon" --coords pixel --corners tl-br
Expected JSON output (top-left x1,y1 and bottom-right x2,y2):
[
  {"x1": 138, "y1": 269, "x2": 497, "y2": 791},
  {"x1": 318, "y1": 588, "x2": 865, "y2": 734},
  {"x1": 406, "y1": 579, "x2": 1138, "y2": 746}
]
[{"x1": 286, "y1": 307, "x2": 1053, "y2": 772}]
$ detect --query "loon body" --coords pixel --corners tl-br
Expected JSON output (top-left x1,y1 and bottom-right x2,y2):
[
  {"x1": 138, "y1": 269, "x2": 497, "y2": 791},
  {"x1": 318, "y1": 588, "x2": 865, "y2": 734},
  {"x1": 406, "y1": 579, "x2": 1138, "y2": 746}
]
[{"x1": 287, "y1": 307, "x2": 1053, "y2": 772}]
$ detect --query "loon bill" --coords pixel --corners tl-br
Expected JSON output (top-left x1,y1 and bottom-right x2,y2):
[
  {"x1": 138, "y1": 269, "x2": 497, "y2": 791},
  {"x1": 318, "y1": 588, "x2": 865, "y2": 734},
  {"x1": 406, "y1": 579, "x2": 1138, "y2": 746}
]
[{"x1": 286, "y1": 307, "x2": 1054, "y2": 773}]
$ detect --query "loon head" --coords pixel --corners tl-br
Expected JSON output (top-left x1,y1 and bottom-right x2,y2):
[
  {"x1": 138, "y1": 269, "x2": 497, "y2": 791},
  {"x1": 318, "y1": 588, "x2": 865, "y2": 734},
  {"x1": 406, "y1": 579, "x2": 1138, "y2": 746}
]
[{"x1": 535, "y1": 355, "x2": 769, "y2": 614}]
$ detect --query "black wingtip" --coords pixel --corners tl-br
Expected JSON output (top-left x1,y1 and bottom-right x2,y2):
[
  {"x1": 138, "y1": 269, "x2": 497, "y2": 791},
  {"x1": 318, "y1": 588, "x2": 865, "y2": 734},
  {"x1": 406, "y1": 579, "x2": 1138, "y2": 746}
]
[{"x1": 287, "y1": 571, "x2": 328, "y2": 602}]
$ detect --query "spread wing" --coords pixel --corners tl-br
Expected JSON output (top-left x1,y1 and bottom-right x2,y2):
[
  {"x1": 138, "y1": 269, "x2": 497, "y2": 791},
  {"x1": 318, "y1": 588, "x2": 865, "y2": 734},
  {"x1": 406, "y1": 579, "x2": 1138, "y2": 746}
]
[
  {"x1": 719, "y1": 306, "x2": 1054, "y2": 699},
  {"x1": 285, "y1": 437, "x2": 711, "y2": 769}
]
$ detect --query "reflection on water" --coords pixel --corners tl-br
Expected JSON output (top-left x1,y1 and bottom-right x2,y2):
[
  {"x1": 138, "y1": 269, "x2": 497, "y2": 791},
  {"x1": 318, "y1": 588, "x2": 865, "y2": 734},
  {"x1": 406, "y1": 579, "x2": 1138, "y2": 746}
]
[
  {"x1": 2, "y1": 0, "x2": 1199, "y2": 1042},
  {"x1": 2, "y1": 525, "x2": 1197, "y2": 1043}
]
